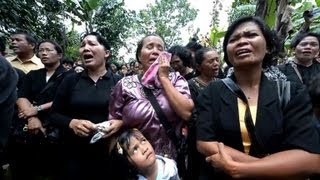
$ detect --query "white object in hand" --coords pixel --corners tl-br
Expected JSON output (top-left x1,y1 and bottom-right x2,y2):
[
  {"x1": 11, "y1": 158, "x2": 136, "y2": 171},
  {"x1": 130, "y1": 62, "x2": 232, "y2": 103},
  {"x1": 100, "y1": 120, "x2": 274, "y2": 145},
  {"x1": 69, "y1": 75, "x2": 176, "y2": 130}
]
[{"x1": 90, "y1": 121, "x2": 111, "y2": 144}]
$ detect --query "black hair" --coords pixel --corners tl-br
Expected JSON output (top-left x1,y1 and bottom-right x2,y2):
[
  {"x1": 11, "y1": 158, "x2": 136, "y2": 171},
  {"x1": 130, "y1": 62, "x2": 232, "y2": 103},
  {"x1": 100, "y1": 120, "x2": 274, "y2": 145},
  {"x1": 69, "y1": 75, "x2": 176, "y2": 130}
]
[
  {"x1": 135, "y1": 34, "x2": 165, "y2": 63},
  {"x1": 185, "y1": 40, "x2": 203, "y2": 52},
  {"x1": 37, "y1": 39, "x2": 63, "y2": 55},
  {"x1": 110, "y1": 129, "x2": 145, "y2": 180},
  {"x1": 223, "y1": 16, "x2": 280, "y2": 68},
  {"x1": 0, "y1": 37, "x2": 5, "y2": 55},
  {"x1": 195, "y1": 47, "x2": 216, "y2": 66},
  {"x1": 12, "y1": 30, "x2": 37, "y2": 50},
  {"x1": 168, "y1": 45, "x2": 193, "y2": 67},
  {"x1": 61, "y1": 57, "x2": 74, "y2": 66},
  {"x1": 309, "y1": 73, "x2": 320, "y2": 107},
  {"x1": 81, "y1": 32, "x2": 111, "y2": 50},
  {"x1": 290, "y1": 32, "x2": 320, "y2": 49}
]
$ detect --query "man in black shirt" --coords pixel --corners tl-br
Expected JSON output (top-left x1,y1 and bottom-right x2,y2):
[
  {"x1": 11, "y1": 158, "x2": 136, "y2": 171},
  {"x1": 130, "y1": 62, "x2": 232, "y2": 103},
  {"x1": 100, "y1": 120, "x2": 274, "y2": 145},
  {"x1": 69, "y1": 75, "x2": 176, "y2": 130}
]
[{"x1": 279, "y1": 32, "x2": 320, "y2": 87}]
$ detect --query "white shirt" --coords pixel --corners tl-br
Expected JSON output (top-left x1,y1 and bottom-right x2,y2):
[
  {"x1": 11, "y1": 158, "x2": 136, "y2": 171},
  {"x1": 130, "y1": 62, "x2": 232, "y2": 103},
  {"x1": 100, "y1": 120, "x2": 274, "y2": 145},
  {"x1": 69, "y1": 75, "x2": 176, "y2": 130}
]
[{"x1": 137, "y1": 155, "x2": 180, "y2": 180}]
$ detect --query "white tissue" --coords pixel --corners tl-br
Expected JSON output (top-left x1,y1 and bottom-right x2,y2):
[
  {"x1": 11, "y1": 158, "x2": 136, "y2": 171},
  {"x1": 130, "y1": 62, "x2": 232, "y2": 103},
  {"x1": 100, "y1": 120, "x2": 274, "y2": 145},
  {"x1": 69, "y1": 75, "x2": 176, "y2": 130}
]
[{"x1": 90, "y1": 121, "x2": 111, "y2": 144}]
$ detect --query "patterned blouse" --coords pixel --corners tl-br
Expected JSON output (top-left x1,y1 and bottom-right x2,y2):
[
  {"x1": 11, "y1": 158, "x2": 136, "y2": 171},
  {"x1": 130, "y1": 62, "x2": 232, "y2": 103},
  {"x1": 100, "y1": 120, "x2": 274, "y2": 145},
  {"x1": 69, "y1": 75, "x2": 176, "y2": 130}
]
[{"x1": 109, "y1": 72, "x2": 191, "y2": 158}]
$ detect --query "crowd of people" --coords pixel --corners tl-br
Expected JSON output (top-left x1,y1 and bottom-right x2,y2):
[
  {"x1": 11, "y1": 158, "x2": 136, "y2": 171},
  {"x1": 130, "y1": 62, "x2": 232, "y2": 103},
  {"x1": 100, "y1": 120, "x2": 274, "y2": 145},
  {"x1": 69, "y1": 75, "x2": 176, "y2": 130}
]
[{"x1": 0, "y1": 15, "x2": 320, "y2": 180}]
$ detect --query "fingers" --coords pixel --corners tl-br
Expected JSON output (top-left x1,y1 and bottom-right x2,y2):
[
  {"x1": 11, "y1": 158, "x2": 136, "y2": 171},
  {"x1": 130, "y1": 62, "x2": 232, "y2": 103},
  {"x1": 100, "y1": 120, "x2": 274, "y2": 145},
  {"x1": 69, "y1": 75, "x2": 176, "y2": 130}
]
[{"x1": 70, "y1": 119, "x2": 95, "y2": 137}]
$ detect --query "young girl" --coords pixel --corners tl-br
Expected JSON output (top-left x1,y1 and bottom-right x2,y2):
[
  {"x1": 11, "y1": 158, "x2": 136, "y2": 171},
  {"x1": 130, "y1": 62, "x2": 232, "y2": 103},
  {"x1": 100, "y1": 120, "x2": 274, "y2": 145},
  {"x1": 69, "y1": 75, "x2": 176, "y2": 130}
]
[{"x1": 111, "y1": 129, "x2": 180, "y2": 180}]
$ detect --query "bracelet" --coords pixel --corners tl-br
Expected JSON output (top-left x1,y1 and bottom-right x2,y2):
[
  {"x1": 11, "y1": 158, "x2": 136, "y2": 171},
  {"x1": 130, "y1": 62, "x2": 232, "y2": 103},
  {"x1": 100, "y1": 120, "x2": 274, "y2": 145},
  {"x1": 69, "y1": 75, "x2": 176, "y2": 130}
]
[{"x1": 36, "y1": 105, "x2": 42, "y2": 112}]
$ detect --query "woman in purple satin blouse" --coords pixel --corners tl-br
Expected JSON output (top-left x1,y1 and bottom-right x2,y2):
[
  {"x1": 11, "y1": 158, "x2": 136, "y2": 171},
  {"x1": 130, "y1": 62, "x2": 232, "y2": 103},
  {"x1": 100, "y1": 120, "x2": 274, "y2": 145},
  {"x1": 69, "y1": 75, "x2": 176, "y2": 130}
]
[{"x1": 108, "y1": 34, "x2": 194, "y2": 158}]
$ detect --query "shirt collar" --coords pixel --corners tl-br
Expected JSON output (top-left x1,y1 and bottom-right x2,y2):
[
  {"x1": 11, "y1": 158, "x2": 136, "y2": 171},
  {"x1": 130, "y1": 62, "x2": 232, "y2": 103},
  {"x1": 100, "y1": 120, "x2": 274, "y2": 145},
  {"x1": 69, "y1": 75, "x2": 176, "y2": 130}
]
[
  {"x1": 80, "y1": 69, "x2": 111, "y2": 79},
  {"x1": 10, "y1": 54, "x2": 41, "y2": 65}
]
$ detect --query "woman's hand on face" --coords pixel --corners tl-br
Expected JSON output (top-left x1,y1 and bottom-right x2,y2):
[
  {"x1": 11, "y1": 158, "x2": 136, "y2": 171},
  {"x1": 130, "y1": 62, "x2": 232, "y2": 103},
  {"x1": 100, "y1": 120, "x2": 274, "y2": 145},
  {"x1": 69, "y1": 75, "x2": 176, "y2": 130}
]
[
  {"x1": 101, "y1": 119, "x2": 123, "y2": 138},
  {"x1": 158, "y1": 55, "x2": 170, "y2": 79},
  {"x1": 27, "y1": 117, "x2": 46, "y2": 135},
  {"x1": 206, "y1": 143, "x2": 240, "y2": 177},
  {"x1": 69, "y1": 119, "x2": 96, "y2": 137}
]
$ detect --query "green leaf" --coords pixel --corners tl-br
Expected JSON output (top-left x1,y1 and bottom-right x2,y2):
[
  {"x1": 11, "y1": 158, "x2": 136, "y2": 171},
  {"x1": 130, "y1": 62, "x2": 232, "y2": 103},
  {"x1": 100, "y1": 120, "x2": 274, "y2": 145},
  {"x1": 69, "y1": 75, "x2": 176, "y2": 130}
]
[
  {"x1": 315, "y1": 0, "x2": 320, "y2": 7},
  {"x1": 87, "y1": 0, "x2": 102, "y2": 9},
  {"x1": 265, "y1": 0, "x2": 277, "y2": 28}
]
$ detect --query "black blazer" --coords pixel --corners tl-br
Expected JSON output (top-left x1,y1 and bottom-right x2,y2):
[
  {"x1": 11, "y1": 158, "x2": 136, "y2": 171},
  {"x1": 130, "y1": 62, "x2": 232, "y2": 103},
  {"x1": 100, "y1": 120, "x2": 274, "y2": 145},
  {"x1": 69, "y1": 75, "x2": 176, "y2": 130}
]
[
  {"x1": 196, "y1": 74, "x2": 320, "y2": 179},
  {"x1": 197, "y1": 73, "x2": 320, "y2": 155}
]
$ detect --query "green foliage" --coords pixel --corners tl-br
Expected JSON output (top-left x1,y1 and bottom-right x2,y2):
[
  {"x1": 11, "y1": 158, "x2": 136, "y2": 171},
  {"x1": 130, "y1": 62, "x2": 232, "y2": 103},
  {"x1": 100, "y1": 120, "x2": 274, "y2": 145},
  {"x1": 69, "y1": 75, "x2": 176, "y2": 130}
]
[
  {"x1": 228, "y1": 4, "x2": 256, "y2": 23},
  {"x1": 64, "y1": 29, "x2": 81, "y2": 60},
  {"x1": 0, "y1": 0, "x2": 134, "y2": 63},
  {"x1": 63, "y1": 0, "x2": 133, "y2": 62},
  {"x1": 285, "y1": 1, "x2": 320, "y2": 47},
  {"x1": 231, "y1": 0, "x2": 256, "y2": 8},
  {"x1": 92, "y1": 0, "x2": 134, "y2": 61},
  {"x1": 209, "y1": 27, "x2": 225, "y2": 47},
  {"x1": 0, "y1": 0, "x2": 65, "y2": 44},
  {"x1": 264, "y1": 0, "x2": 277, "y2": 28},
  {"x1": 132, "y1": 0, "x2": 197, "y2": 47}
]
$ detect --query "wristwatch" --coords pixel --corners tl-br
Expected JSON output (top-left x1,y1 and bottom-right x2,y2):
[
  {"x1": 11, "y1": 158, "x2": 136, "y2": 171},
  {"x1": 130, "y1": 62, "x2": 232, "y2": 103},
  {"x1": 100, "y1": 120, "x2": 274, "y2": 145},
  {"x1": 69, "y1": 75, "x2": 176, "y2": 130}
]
[{"x1": 36, "y1": 105, "x2": 42, "y2": 112}]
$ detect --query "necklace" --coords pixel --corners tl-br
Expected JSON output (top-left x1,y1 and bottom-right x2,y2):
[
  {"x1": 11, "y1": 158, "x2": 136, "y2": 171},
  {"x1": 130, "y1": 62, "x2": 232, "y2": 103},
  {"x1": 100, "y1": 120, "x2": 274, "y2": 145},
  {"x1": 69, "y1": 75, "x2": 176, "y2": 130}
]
[{"x1": 195, "y1": 77, "x2": 211, "y2": 86}]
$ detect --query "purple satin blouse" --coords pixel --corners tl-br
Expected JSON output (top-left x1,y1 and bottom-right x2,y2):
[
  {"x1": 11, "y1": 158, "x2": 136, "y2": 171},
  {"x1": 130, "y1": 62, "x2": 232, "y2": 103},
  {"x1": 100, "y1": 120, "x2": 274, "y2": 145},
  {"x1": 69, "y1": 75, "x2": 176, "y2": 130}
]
[{"x1": 109, "y1": 72, "x2": 191, "y2": 158}]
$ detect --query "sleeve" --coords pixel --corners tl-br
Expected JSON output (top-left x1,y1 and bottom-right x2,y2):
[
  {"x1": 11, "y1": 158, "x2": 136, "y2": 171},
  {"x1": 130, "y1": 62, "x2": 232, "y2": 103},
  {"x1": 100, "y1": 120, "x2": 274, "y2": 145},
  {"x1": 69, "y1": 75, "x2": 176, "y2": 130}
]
[
  {"x1": 282, "y1": 82, "x2": 320, "y2": 153},
  {"x1": 17, "y1": 71, "x2": 34, "y2": 100},
  {"x1": 196, "y1": 82, "x2": 219, "y2": 141},
  {"x1": 108, "y1": 79, "x2": 125, "y2": 121},
  {"x1": 172, "y1": 72, "x2": 191, "y2": 99},
  {"x1": 49, "y1": 74, "x2": 76, "y2": 129}
]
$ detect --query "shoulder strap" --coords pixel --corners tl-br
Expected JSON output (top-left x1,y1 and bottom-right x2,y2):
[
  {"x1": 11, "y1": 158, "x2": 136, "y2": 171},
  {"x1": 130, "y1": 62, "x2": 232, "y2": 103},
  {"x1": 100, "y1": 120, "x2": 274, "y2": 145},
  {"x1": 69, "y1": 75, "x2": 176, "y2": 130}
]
[
  {"x1": 276, "y1": 80, "x2": 291, "y2": 111},
  {"x1": 142, "y1": 86, "x2": 179, "y2": 145},
  {"x1": 291, "y1": 63, "x2": 303, "y2": 83},
  {"x1": 221, "y1": 78, "x2": 267, "y2": 156}
]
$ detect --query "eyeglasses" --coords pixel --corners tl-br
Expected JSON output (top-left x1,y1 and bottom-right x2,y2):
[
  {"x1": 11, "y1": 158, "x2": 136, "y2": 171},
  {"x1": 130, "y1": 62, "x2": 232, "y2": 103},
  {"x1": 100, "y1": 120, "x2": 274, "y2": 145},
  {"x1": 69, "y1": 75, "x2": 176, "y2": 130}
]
[{"x1": 38, "y1": 49, "x2": 55, "y2": 53}]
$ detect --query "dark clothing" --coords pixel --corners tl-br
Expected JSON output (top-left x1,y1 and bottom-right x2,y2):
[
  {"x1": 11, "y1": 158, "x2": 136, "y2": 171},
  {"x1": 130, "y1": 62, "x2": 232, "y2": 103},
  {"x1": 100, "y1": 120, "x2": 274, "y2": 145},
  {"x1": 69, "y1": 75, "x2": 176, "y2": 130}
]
[
  {"x1": 186, "y1": 77, "x2": 212, "y2": 180},
  {"x1": 278, "y1": 60, "x2": 320, "y2": 87},
  {"x1": 9, "y1": 65, "x2": 69, "y2": 180},
  {"x1": 196, "y1": 74, "x2": 320, "y2": 179},
  {"x1": 0, "y1": 57, "x2": 17, "y2": 179},
  {"x1": 0, "y1": 57, "x2": 17, "y2": 150},
  {"x1": 13, "y1": 67, "x2": 25, "y2": 88},
  {"x1": 184, "y1": 70, "x2": 196, "y2": 80},
  {"x1": 50, "y1": 70, "x2": 121, "y2": 180}
]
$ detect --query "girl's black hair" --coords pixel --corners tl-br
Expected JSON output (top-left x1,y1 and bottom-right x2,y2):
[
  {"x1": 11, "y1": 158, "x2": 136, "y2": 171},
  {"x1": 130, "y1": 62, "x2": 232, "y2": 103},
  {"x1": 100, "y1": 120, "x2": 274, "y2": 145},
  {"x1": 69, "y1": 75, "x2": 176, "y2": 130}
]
[
  {"x1": 223, "y1": 16, "x2": 280, "y2": 68},
  {"x1": 110, "y1": 129, "x2": 145, "y2": 180}
]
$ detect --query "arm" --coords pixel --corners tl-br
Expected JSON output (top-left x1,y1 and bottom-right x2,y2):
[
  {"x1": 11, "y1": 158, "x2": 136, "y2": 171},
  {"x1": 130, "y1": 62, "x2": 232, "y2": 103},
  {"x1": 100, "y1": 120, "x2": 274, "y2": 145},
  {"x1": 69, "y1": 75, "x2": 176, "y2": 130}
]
[
  {"x1": 159, "y1": 77, "x2": 194, "y2": 120},
  {"x1": 158, "y1": 59, "x2": 194, "y2": 121},
  {"x1": 17, "y1": 98, "x2": 52, "y2": 118},
  {"x1": 197, "y1": 141, "x2": 259, "y2": 163},
  {"x1": 49, "y1": 75, "x2": 75, "y2": 129},
  {"x1": 207, "y1": 143, "x2": 320, "y2": 179}
]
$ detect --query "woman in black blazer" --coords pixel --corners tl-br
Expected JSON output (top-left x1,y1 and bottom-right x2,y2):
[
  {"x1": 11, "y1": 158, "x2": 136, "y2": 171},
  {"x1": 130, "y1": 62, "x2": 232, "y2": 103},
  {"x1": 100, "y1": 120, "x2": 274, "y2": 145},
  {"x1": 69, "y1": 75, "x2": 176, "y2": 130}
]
[{"x1": 196, "y1": 16, "x2": 320, "y2": 179}]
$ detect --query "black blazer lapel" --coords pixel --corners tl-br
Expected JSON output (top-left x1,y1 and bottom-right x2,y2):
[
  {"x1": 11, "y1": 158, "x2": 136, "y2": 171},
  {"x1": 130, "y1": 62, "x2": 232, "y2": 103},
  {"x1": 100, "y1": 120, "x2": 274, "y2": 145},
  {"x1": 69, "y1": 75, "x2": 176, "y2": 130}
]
[{"x1": 255, "y1": 75, "x2": 282, "y2": 146}]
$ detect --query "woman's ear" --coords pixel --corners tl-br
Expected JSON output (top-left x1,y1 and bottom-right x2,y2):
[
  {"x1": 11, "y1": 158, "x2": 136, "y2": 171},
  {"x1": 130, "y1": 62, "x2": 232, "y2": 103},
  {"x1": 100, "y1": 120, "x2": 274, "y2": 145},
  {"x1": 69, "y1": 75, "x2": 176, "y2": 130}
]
[{"x1": 105, "y1": 49, "x2": 110, "y2": 59}]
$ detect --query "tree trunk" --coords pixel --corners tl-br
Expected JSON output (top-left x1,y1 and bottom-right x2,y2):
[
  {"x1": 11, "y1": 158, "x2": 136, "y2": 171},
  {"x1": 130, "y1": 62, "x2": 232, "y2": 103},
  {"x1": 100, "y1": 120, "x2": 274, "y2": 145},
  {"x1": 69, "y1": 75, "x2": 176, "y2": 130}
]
[
  {"x1": 255, "y1": 0, "x2": 268, "y2": 18},
  {"x1": 275, "y1": 0, "x2": 293, "y2": 58}
]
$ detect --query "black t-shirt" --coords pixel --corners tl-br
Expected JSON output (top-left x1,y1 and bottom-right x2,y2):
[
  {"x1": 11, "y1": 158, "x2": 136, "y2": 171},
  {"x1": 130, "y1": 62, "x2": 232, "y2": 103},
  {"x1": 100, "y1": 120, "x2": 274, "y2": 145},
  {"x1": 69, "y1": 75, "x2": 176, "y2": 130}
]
[{"x1": 50, "y1": 70, "x2": 121, "y2": 142}]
